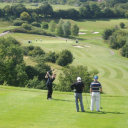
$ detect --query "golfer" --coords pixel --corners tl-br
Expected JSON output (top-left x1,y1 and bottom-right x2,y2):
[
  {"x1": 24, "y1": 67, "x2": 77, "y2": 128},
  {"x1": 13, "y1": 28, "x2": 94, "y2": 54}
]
[
  {"x1": 45, "y1": 71, "x2": 56, "y2": 100},
  {"x1": 90, "y1": 76, "x2": 102, "y2": 112},
  {"x1": 70, "y1": 77, "x2": 85, "y2": 112}
]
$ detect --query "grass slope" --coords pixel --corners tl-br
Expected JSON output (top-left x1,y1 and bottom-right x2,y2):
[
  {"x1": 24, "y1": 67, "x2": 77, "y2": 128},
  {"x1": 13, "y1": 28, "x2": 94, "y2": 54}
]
[
  {"x1": 2, "y1": 32, "x2": 128, "y2": 96},
  {"x1": 0, "y1": 86, "x2": 128, "y2": 128}
]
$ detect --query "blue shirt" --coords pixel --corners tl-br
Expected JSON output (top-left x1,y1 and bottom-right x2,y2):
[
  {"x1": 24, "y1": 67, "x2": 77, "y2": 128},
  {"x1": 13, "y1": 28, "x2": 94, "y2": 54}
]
[{"x1": 90, "y1": 81, "x2": 102, "y2": 92}]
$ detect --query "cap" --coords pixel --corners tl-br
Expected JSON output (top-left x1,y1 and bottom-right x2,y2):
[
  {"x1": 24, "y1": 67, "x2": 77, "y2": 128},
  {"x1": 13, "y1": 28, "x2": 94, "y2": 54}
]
[
  {"x1": 77, "y1": 77, "x2": 81, "y2": 81},
  {"x1": 94, "y1": 76, "x2": 98, "y2": 79}
]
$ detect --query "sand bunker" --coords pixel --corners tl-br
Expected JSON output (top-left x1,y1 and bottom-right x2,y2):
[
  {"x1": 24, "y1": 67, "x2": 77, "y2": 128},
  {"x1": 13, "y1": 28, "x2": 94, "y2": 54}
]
[
  {"x1": 93, "y1": 32, "x2": 99, "y2": 34},
  {"x1": 78, "y1": 32, "x2": 86, "y2": 34},
  {"x1": 84, "y1": 45, "x2": 90, "y2": 48},
  {"x1": 73, "y1": 45, "x2": 84, "y2": 48}
]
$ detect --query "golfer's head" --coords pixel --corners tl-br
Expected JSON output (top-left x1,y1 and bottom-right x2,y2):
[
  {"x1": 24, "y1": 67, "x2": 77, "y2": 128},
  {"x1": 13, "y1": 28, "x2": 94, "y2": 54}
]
[
  {"x1": 53, "y1": 74, "x2": 56, "y2": 78},
  {"x1": 77, "y1": 77, "x2": 81, "y2": 82},
  {"x1": 94, "y1": 76, "x2": 98, "y2": 81}
]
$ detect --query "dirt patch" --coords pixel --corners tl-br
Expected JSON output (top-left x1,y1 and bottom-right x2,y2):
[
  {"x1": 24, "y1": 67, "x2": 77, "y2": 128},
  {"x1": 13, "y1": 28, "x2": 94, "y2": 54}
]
[
  {"x1": 78, "y1": 32, "x2": 86, "y2": 34},
  {"x1": 72, "y1": 45, "x2": 84, "y2": 48},
  {"x1": 84, "y1": 45, "x2": 90, "y2": 48},
  {"x1": 93, "y1": 32, "x2": 99, "y2": 34}
]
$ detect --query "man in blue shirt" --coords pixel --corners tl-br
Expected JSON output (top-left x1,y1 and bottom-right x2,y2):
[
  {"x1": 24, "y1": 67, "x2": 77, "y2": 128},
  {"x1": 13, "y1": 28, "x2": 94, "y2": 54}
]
[
  {"x1": 45, "y1": 71, "x2": 56, "y2": 100},
  {"x1": 90, "y1": 76, "x2": 102, "y2": 111},
  {"x1": 71, "y1": 77, "x2": 85, "y2": 112}
]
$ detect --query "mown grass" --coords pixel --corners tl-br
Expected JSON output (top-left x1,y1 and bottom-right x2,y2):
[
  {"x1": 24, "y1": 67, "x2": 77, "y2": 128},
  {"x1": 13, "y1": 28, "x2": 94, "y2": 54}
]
[
  {"x1": 0, "y1": 86, "x2": 128, "y2": 128},
  {"x1": 0, "y1": 18, "x2": 128, "y2": 127}
]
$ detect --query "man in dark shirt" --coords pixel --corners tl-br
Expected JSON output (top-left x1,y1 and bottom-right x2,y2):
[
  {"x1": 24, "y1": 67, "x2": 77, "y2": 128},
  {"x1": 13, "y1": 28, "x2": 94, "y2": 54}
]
[
  {"x1": 70, "y1": 77, "x2": 85, "y2": 112},
  {"x1": 90, "y1": 76, "x2": 102, "y2": 111},
  {"x1": 45, "y1": 71, "x2": 56, "y2": 100}
]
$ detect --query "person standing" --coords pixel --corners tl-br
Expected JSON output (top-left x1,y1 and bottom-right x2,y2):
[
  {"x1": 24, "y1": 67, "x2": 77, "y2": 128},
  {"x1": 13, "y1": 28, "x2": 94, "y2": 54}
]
[
  {"x1": 45, "y1": 71, "x2": 56, "y2": 100},
  {"x1": 70, "y1": 77, "x2": 85, "y2": 112},
  {"x1": 90, "y1": 76, "x2": 102, "y2": 112}
]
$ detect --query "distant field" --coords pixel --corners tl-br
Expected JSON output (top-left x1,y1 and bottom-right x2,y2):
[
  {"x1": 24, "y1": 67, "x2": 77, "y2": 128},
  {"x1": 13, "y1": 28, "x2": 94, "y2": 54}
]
[{"x1": 0, "y1": 2, "x2": 79, "y2": 11}]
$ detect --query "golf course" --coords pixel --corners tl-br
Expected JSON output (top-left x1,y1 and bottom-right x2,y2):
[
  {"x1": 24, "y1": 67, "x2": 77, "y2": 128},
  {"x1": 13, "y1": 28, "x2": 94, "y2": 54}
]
[{"x1": 0, "y1": 18, "x2": 128, "y2": 128}]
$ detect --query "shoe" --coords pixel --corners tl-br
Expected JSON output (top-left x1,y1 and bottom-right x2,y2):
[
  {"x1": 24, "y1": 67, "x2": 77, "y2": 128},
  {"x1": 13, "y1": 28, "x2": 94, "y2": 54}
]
[
  {"x1": 96, "y1": 110, "x2": 101, "y2": 112},
  {"x1": 76, "y1": 110, "x2": 79, "y2": 112},
  {"x1": 82, "y1": 110, "x2": 85, "y2": 112},
  {"x1": 47, "y1": 98, "x2": 51, "y2": 100}
]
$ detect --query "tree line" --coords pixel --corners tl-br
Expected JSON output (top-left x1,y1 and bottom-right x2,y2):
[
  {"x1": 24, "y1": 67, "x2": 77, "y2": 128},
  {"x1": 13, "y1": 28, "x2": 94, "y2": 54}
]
[
  {"x1": 102, "y1": 23, "x2": 128, "y2": 58},
  {"x1": 1, "y1": 2, "x2": 128, "y2": 21}
]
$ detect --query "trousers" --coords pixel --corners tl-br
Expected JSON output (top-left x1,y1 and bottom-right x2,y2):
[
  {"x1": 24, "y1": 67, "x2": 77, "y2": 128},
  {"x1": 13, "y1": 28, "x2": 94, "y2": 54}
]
[
  {"x1": 90, "y1": 92, "x2": 100, "y2": 111},
  {"x1": 47, "y1": 85, "x2": 53, "y2": 99},
  {"x1": 74, "y1": 93, "x2": 84, "y2": 112}
]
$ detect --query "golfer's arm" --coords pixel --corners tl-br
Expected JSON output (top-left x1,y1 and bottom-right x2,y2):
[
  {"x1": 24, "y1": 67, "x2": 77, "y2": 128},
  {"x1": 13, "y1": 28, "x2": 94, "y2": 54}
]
[
  {"x1": 100, "y1": 87, "x2": 102, "y2": 92},
  {"x1": 48, "y1": 74, "x2": 53, "y2": 79},
  {"x1": 90, "y1": 88, "x2": 92, "y2": 94},
  {"x1": 45, "y1": 74, "x2": 48, "y2": 78}
]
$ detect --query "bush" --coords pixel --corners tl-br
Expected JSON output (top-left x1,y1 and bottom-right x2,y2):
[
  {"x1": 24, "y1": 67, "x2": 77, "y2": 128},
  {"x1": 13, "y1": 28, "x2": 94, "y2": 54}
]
[
  {"x1": 22, "y1": 46, "x2": 29, "y2": 55},
  {"x1": 44, "y1": 51, "x2": 57, "y2": 63},
  {"x1": 25, "y1": 66, "x2": 37, "y2": 80},
  {"x1": 36, "y1": 80, "x2": 47, "y2": 90},
  {"x1": 13, "y1": 20, "x2": 27, "y2": 26},
  {"x1": 26, "y1": 76, "x2": 40, "y2": 88},
  {"x1": 22, "y1": 23, "x2": 32, "y2": 30},
  {"x1": 102, "y1": 28, "x2": 117, "y2": 40},
  {"x1": 57, "y1": 65, "x2": 99, "y2": 92},
  {"x1": 28, "y1": 46, "x2": 45, "y2": 57},
  {"x1": 31, "y1": 22, "x2": 41, "y2": 27},
  {"x1": 11, "y1": 27, "x2": 28, "y2": 33},
  {"x1": 120, "y1": 22, "x2": 125, "y2": 28},
  {"x1": 56, "y1": 49, "x2": 74, "y2": 66},
  {"x1": 41, "y1": 21, "x2": 49, "y2": 29}
]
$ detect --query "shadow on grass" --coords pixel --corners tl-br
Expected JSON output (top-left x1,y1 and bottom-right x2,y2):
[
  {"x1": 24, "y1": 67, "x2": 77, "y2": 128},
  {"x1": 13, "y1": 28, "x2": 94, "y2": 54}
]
[
  {"x1": 53, "y1": 99, "x2": 74, "y2": 102},
  {"x1": 84, "y1": 111, "x2": 124, "y2": 114}
]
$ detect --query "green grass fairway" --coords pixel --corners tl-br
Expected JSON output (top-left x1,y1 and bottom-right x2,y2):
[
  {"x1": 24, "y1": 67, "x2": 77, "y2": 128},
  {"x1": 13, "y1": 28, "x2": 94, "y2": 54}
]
[
  {"x1": 2, "y1": 32, "x2": 128, "y2": 96},
  {"x1": 0, "y1": 86, "x2": 128, "y2": 128}
]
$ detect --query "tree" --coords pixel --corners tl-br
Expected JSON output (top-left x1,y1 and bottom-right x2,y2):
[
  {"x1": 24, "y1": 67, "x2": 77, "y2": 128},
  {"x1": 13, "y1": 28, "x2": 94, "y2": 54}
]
[
  {"x1": 71, "y1": 24, "x2": 79, "y2": 36},
  {"x1": 79, "y1": 7, "x2": 91, "y2": 18},
  {"x1": 0, "y1": 37, "x2": 28, "y2": 87},
  {"x1": 120, "y1": 22, "x2": 125, "y2": 28},
  {"x1": 66, "y1": 8, "x2": 80, "y2": 19},
  {"x1": 31, "y1": 12, "x2": 39, "y2": 22},
  {"x1": 57, "y1": 65, "x2": 99, "y2": 92},
  {"x1": 57, "y1": 25, "x2": 64, "y2": 36},
  {"x1": 62, "y1": 20, "x2": 71, "y2": 37},
  {"x1": 22, "y1": 23, "x2": 32, "y2": 30},
  {"x1": 49, "y1": 20, "x2": 56, "y2": 32},
  {"x1": 125, "y1": 11, "x2": 128, "y2": 19},
  {"x1": 20, "y1": 12, "x2": 31, "y2": 21},
  {"x1": 3, "y1": 5, "x2": 12, "y2": 15},
  {"x1": 56, "y1": 49, "x2": 74, "y2": 66},
  {"x1": 11, "y1": 4, "x2": 27, "y2": 17},
  {"x1": 41, "y1": 21, "x2": 49, "y2": 29},
  {"x1": 121, "y1": 40, "x2": 128, "y2": 58},
  {"x1": 39, "y1": 4, "x2": 53, "y2": 17},
  {"x1": 102, "y1": 28, "x2": 117, "y2": 40},
  {"x1": 57, "y1": 18, "x2": 64, "y2": 36}
]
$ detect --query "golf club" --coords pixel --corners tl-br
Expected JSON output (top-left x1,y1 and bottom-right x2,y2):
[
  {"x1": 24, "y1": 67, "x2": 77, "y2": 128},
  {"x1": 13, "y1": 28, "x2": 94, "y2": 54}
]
[
  {"x1": 100, "y1": 96, "x2": 103, "y2": 109},
  {"x1": 48, "y1": 69, "x2": 54, "y2": 73},
  {"x1": 85, "y1": 93, "x2": 89, "y2": 109}
]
